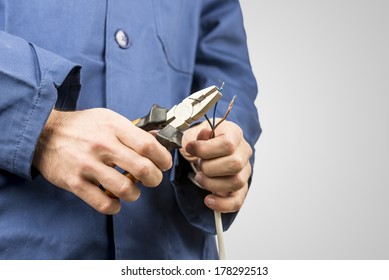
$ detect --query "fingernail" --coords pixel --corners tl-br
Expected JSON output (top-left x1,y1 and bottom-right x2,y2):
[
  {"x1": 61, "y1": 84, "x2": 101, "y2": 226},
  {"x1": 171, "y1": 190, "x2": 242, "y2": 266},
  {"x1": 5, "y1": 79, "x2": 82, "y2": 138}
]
[
  {"x1": 194, "y1": 172, "x2": 202, "y2": 183},
  {"x1": 205, "y1": 197, "x2": 215, "y2": 206},
  {"x1": 162, "y1": 162, "x2": 173, "y2": 172},
  {"x1": 130, "y1": 187, "x2": 141, "y2": 202},
  {"x1": 185, "y1": 144, "x2": 195, "y2": 155}
]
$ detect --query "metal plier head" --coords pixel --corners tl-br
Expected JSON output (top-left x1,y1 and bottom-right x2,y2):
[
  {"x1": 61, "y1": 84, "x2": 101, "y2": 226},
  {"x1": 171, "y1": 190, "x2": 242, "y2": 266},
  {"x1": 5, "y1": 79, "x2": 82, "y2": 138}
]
[{"x1": 134, "y1": 86, "x2": 222, "y2": 150}]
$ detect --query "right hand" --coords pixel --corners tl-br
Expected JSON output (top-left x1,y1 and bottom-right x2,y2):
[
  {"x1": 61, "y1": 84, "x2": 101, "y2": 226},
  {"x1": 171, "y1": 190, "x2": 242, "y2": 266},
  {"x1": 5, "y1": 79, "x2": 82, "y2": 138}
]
[{"x1": 32, "y1": 108, "x2": 172, "y2": 214}]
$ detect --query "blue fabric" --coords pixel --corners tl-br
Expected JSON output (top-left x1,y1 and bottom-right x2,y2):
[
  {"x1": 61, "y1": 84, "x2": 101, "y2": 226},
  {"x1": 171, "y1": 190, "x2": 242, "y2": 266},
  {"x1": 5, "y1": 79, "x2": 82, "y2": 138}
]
[{"x1": 0, "y1": 0, "x2": 261, "y2": 259}]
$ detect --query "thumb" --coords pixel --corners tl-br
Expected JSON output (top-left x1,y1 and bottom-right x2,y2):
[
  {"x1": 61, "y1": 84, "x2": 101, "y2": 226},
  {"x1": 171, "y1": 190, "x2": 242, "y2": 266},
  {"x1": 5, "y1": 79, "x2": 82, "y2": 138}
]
[
  {"x1": 179, "y1": 124, "x2": 211, "y2": 162},
  {"x1": 196, "y1": 127, "x2": 213, "y2": 141},
  {"x1": 183, "y1": 127, "x2": 213, "y2": 159}
]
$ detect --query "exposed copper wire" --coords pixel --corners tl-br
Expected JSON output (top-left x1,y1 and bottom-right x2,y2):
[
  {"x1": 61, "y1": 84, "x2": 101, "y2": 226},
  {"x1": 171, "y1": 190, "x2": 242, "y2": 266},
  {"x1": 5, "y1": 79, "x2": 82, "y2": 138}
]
[{"x1": 210, "y1": 95, "x2": 236, "y2": 138}]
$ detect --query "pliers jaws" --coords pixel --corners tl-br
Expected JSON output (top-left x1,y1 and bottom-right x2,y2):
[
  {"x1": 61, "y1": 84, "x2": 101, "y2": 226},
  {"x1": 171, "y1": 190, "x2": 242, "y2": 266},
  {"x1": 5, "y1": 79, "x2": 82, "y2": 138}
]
[
  {"x1": 166, "y1": 85, "x2": 222, "y2": 130},
  {"x1": 135, "y1": 85, "x2": 222, "y2": 150}
]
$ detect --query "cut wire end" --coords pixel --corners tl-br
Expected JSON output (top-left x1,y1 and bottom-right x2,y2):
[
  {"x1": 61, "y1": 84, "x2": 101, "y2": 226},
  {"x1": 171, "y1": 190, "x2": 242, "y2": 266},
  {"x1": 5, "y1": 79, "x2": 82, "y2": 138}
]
[
  {"x1": 210, "y1": 95, "x2": 236, "y2": 138},
  {"x1": 219, "y1": 82, "x2": 225, "y2": 92}
]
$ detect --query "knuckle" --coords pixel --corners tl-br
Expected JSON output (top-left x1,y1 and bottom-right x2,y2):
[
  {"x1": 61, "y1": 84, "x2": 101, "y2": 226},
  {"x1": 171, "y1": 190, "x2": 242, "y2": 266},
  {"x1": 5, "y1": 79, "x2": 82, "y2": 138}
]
[
  {"x1": 246, "y1": 162, "x2": 252, "y2": 175},
  {"x1": 107, "y1": 121, "x2": 118, "y2": 132},
  {"x1": 232, "y1": 123, "x2": 244, "y2": 137},
  {"x1": 99, "y1": 108, "x2": 119, "y2": 123},
  {"x1": 137, "y1": 136, "x2": 156, "y2": 156},
  {"x1": 133, "y1": 159, "x2": 152, "y2": 179},
  {"x1": 246, "y1": 142, "x2": 253, "y2": 158},
  {"x1": 90, "y1": 138, "x2": 111, "y2": 154},
  {"x1": 231, "y1": 197, "x2": 244, "y2": 212},
  {"x1": 222, "y1": 137, "x2": 236, "y2": 155},
  {"x1": 228, "y1": 156, "x2": 245, "y2": 173},
  {"x1": 231, "y1": 174, "x2": 246, "y2": 191},
  {"x1": 79, "y1": 160, "x2": 96, "y2": 176},
  {"x1": 66, "y1": 176, "x2": 84, "y2": 193},
  {"x1": 116, "y1": 178, "x2": 132, "y2": 197},
  {"x1": 95, "y1": 200, "x2": 115, "y2": 214}
]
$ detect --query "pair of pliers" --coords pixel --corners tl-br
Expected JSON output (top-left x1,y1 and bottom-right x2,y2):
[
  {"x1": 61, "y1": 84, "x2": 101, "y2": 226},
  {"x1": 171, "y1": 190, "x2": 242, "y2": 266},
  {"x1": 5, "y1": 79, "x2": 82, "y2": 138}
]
[
  {"x1": 132, "y1": 85, "x2": 222, "y2": 150},
  {"x1": 104, "y1": 85, "x2": 222, "y2": 197}
]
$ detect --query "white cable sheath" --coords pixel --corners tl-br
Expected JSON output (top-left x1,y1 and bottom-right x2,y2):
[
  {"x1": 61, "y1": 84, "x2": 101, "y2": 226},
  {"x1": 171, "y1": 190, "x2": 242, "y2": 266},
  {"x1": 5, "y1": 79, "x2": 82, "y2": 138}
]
[
  {"x1": 188, "y1": 163, "x2": 226, "y2": 260},
  {"x1": 214, "y1": 211, "x2": 226, "y2": 260}
]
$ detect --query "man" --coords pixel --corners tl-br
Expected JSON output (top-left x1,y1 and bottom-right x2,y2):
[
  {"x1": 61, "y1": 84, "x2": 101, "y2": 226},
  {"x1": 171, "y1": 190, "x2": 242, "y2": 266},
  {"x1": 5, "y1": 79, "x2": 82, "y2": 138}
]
[{"x1": 0, "y1": 0, "x2": 261, "y2": 259}]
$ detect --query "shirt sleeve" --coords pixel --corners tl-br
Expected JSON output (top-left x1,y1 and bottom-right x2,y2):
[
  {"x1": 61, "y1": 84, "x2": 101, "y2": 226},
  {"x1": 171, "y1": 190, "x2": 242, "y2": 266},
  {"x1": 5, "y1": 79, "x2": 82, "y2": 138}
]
[
  {"x1": 170, "y1": 0, "x2": 262, "y2": 234},
  {"x1": 0, "y1": 31, "x2": 81, "y2": 179}
]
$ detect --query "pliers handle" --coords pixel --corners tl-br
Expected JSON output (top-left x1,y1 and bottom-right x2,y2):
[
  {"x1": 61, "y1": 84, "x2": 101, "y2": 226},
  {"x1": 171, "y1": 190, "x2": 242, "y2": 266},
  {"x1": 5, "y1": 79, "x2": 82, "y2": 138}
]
[{"x1": 132, "y1": 104, "x2": 182, "y2": 151}]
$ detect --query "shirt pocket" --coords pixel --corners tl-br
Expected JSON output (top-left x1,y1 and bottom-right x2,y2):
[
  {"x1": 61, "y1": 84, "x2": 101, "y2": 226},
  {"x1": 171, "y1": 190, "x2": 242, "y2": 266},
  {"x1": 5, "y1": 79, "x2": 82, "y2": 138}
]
[{"x1": 153, "y1": 0, "x2": 200, "y2": 74}]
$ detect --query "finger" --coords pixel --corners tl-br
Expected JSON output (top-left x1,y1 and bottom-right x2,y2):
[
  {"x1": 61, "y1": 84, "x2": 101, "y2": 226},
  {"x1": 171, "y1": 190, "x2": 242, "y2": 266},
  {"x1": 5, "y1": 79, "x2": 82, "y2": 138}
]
[
  {"x1": 91, "y1": 162, "x2": 141, "y2": 202},
  {"x1": 148, "y1": 130, "x2": 158, "y2": 137},
  {"x1": 116, "y1": 123, "x2": 172, "y2": 171},
  {"x1": 196, "y1": 127, "x2": 213, "y2": 141},
  {"x1": 179, "y1": 123, "x2": 209, "y2": 162},
  {"x1": 67, "y1": 176, "x2": 121, "y2": 215},
  {"x1": 179, "y1": 148, "x2": 199, "y2": 163},
  {"x1": 185, "y1": 128, "x2": 242, "y2": 159},
  {"x1": 181, "y1": 121, "x2": 208, "y2": 146},
  {"x1": 93, "y1": 136, "x2": 164, "y2": 187},
  {"x1": 109, "y1": 144, "x2": 164, "y2": 187},
  {"x1": 198, "y1": 141, "x2": 252, "y2": 177},
  {"x1": 204, "y1": 185, "x2": 249, "y2": 213},
  {"x1": 194, "y1": 163, "x2": 252, "y2": 193}
]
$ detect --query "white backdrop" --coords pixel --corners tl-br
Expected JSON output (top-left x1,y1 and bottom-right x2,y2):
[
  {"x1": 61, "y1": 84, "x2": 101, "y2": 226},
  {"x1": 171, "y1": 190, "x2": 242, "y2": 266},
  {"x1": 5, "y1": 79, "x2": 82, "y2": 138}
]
[{"x1": 225, "y1": 0, "x2": 389, "y2": 259}]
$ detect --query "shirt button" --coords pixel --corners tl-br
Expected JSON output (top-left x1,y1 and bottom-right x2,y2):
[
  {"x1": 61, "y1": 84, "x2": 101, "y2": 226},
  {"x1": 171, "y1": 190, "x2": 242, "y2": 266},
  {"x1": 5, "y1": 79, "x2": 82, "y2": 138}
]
[{"x1": 115, "y1": 29, "x2": 131, "y2": 49}]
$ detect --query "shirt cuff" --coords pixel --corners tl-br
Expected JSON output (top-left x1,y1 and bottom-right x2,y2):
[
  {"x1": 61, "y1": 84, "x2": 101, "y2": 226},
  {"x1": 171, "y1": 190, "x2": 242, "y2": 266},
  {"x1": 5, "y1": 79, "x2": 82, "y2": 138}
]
[{"x1": 11, "y1": 43, "x2": 81, "y2": 179}]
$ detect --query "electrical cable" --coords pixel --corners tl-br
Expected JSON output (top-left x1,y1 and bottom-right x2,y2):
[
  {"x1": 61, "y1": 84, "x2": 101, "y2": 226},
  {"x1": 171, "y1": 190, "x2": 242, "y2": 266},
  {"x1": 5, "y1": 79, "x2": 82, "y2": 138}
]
[{"x1": 188, "y1": 92, "x2": 236, "y2": 260}]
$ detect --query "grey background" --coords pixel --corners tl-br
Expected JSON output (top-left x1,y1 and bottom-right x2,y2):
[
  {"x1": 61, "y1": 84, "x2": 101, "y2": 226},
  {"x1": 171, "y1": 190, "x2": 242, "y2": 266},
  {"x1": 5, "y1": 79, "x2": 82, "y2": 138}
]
[{"x1": 225, "y1": 0, "x2": 389, "y2": 259}]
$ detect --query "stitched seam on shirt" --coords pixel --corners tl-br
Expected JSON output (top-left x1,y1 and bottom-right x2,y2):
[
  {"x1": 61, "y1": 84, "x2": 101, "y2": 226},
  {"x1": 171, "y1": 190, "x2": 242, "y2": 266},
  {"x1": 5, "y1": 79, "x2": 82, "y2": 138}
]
[
  {"x1": 12, "y1": 87, "x2": 41, "y2": 173},
  {"x1": 152, "y1": 0, "x2": 192, "y2": 76},
  {"x1": 12, "y1": 57, "x2": 62, "y2": 174},
  {"x1": 155, "y1": 36, "x2": 192, "y2": 75},
  {"x1": 29, "y1": 43, "x2": 42, "y2": 85},
  {"x1": 11, "y1": 44, "x2": 43, "y2": 173}
]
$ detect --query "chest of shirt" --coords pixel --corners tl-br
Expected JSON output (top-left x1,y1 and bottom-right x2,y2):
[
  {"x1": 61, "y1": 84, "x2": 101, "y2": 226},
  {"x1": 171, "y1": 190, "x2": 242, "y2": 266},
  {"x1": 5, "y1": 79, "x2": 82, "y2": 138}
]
[{"x1": 1, "y1": 0, "x2": 202, "y2": 118}]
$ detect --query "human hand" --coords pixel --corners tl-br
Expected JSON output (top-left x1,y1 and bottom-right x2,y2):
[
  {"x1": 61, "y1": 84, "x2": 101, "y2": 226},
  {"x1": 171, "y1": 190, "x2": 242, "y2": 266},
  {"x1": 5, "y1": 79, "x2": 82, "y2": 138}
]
[
  {"x1": 33, "y1": 109, "x2": 172, "y2": 214},
  {"x1": 180, "y1": 119, "x2": 253, "y2": 213}
]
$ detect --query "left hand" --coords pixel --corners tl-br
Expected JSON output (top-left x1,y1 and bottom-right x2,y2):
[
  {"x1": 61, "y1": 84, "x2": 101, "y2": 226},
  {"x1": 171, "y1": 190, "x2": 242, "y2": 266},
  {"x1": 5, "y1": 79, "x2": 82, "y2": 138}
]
[{"x1": 180, "y1": 119, "x2": 253, "y2": 213}]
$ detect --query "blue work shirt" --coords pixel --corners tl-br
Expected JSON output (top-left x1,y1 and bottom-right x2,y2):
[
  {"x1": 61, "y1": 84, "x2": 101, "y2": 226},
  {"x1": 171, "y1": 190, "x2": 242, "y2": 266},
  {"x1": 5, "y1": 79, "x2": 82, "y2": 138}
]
[{"x1": 0, "y1": 0, "x2": 260, "y2": 259}]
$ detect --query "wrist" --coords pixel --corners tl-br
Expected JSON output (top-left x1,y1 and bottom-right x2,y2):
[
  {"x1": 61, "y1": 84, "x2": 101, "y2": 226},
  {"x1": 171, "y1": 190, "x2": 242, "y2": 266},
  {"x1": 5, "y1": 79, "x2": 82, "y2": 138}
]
[{"x1": 32, "y1": 109, "x2": 63, "y2": 169}]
